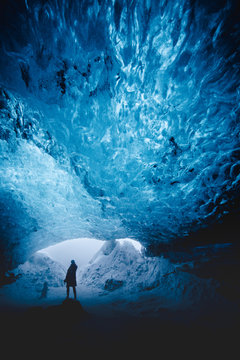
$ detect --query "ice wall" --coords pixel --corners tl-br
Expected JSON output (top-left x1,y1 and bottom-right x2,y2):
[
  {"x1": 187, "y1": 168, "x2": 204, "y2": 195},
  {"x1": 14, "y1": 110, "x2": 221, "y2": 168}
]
[{"x1": 0, "y1": 0, "x2": 240, "y2": 270}]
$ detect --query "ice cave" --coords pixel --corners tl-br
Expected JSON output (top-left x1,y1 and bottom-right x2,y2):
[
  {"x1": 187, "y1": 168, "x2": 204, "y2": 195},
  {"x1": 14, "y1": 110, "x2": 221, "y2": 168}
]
[{"x1": 0, "y1": 0, "x2": 240, "y2": 356}]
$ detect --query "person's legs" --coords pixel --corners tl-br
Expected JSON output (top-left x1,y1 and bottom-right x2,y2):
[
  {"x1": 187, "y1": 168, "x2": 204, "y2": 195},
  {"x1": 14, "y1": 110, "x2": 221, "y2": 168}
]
[
  {"x1": 66, "y1": 285, "x2": 69, "y2": 298},
  {"x1": 73, "y1": 286, "x2": 76, "y2": 300}
]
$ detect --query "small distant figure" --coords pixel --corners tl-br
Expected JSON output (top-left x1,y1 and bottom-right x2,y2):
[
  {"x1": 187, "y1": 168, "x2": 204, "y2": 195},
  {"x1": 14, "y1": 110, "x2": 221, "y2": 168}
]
[
  {"x1": 64, "y1": 260, "x2": 78, "y2": 300},
  {"x1": 40, "y1": 281, "x2": 48, "y2": 299}
]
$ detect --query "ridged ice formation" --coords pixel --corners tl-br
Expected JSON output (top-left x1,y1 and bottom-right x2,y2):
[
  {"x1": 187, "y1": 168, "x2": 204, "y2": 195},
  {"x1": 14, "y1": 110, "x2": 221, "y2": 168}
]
[{"x1": 0, "y1": 0, "x2": 240, "y2": 268}]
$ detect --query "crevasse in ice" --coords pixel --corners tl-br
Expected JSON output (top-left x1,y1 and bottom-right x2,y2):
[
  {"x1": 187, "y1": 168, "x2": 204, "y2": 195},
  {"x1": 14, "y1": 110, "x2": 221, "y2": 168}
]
[{"x1": 0, "y1": 0, "x2": 239, "y2": 268}]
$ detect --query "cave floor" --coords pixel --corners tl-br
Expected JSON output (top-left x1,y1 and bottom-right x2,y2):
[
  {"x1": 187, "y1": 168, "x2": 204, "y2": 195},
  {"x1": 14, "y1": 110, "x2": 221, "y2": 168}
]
[{"x1": 0, "y1": 284, "x2": 239, "y2": 358}]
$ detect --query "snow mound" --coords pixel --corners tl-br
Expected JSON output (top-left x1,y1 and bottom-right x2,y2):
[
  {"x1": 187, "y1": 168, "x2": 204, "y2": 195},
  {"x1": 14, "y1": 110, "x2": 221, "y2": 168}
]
[
  {"x1": 2, "y1": 252, "x2": 66, "y2": 304},
  {"x1": 15, "y1": 252, "x2": 66, "y2": 287},
  {"x1": 79, "y1": 239, "x2": 175, "y2": 292},
  {"x1": 78, "y1": 239, "x2": 225, "y2": 311}
]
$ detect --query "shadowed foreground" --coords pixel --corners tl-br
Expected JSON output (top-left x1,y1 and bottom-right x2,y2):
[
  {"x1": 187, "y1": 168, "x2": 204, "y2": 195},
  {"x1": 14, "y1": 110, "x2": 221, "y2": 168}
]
[{"x1": 1, "y1": 298, "x2": 239, "y2": 358}]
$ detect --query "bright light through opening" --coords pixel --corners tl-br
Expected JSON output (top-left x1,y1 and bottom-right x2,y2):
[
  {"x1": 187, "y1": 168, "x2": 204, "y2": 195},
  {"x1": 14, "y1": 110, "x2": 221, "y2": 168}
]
[
  {"x1": 37, "y1": 237, "x2": 143, "y2": 269},
  {"x1": 38, "y1": 237, "x2": 105, "y2": 269}
]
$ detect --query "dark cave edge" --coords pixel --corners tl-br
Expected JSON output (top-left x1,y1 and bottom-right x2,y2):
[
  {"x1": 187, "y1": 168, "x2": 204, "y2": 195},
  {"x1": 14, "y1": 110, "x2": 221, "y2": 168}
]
[{"x1": 146, "y1": 213, "x2": 240, "y2": 304}]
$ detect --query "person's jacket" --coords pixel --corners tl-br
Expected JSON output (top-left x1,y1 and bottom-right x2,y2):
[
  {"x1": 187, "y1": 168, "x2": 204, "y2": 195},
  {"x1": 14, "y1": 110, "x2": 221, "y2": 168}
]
[{"x1": 65, "y1": 263, "x2": 77, "y2": 286}]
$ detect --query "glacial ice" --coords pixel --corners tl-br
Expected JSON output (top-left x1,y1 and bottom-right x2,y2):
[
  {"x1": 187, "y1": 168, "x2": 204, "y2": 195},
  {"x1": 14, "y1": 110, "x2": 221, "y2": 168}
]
[{"x1": 0, "y1": 0, "x2": 240, "y2": 270}]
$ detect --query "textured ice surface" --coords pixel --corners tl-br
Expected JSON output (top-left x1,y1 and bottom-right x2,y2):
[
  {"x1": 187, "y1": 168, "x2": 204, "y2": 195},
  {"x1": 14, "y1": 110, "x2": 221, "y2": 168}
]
[{"x1": 0, "y1": 0, "x2": 240, "y2": 269}]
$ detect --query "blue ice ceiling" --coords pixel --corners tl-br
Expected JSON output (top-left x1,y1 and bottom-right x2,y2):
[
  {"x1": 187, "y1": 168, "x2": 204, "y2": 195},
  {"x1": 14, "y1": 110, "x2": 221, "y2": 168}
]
[{"x1": 0, "y1": 0, "x2": 240, "y2": 269}]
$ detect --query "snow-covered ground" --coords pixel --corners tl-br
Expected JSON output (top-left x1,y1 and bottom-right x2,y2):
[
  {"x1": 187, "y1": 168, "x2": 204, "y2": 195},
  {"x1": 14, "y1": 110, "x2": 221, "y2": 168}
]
[{"x1": 0, "y1": 238, "x2": 230, "y2": 321}]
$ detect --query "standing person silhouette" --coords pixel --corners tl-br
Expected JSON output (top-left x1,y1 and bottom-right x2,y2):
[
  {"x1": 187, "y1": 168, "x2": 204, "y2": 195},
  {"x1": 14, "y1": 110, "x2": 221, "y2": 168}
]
[{"x1": 64, "y1": 260, "x2": 78, "y2": 300}]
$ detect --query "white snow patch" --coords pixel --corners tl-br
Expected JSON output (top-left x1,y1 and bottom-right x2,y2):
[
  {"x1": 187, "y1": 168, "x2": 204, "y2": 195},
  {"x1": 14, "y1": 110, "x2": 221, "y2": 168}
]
[{"x1": 116, "y1": 238, "x2": 142, "y2": 252}]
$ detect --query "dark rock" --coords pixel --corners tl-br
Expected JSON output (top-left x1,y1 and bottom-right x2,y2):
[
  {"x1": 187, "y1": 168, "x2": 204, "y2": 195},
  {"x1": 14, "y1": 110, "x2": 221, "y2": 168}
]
[{"x1": 104, "y1": 278, "x2": 124, "y2": 291}]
